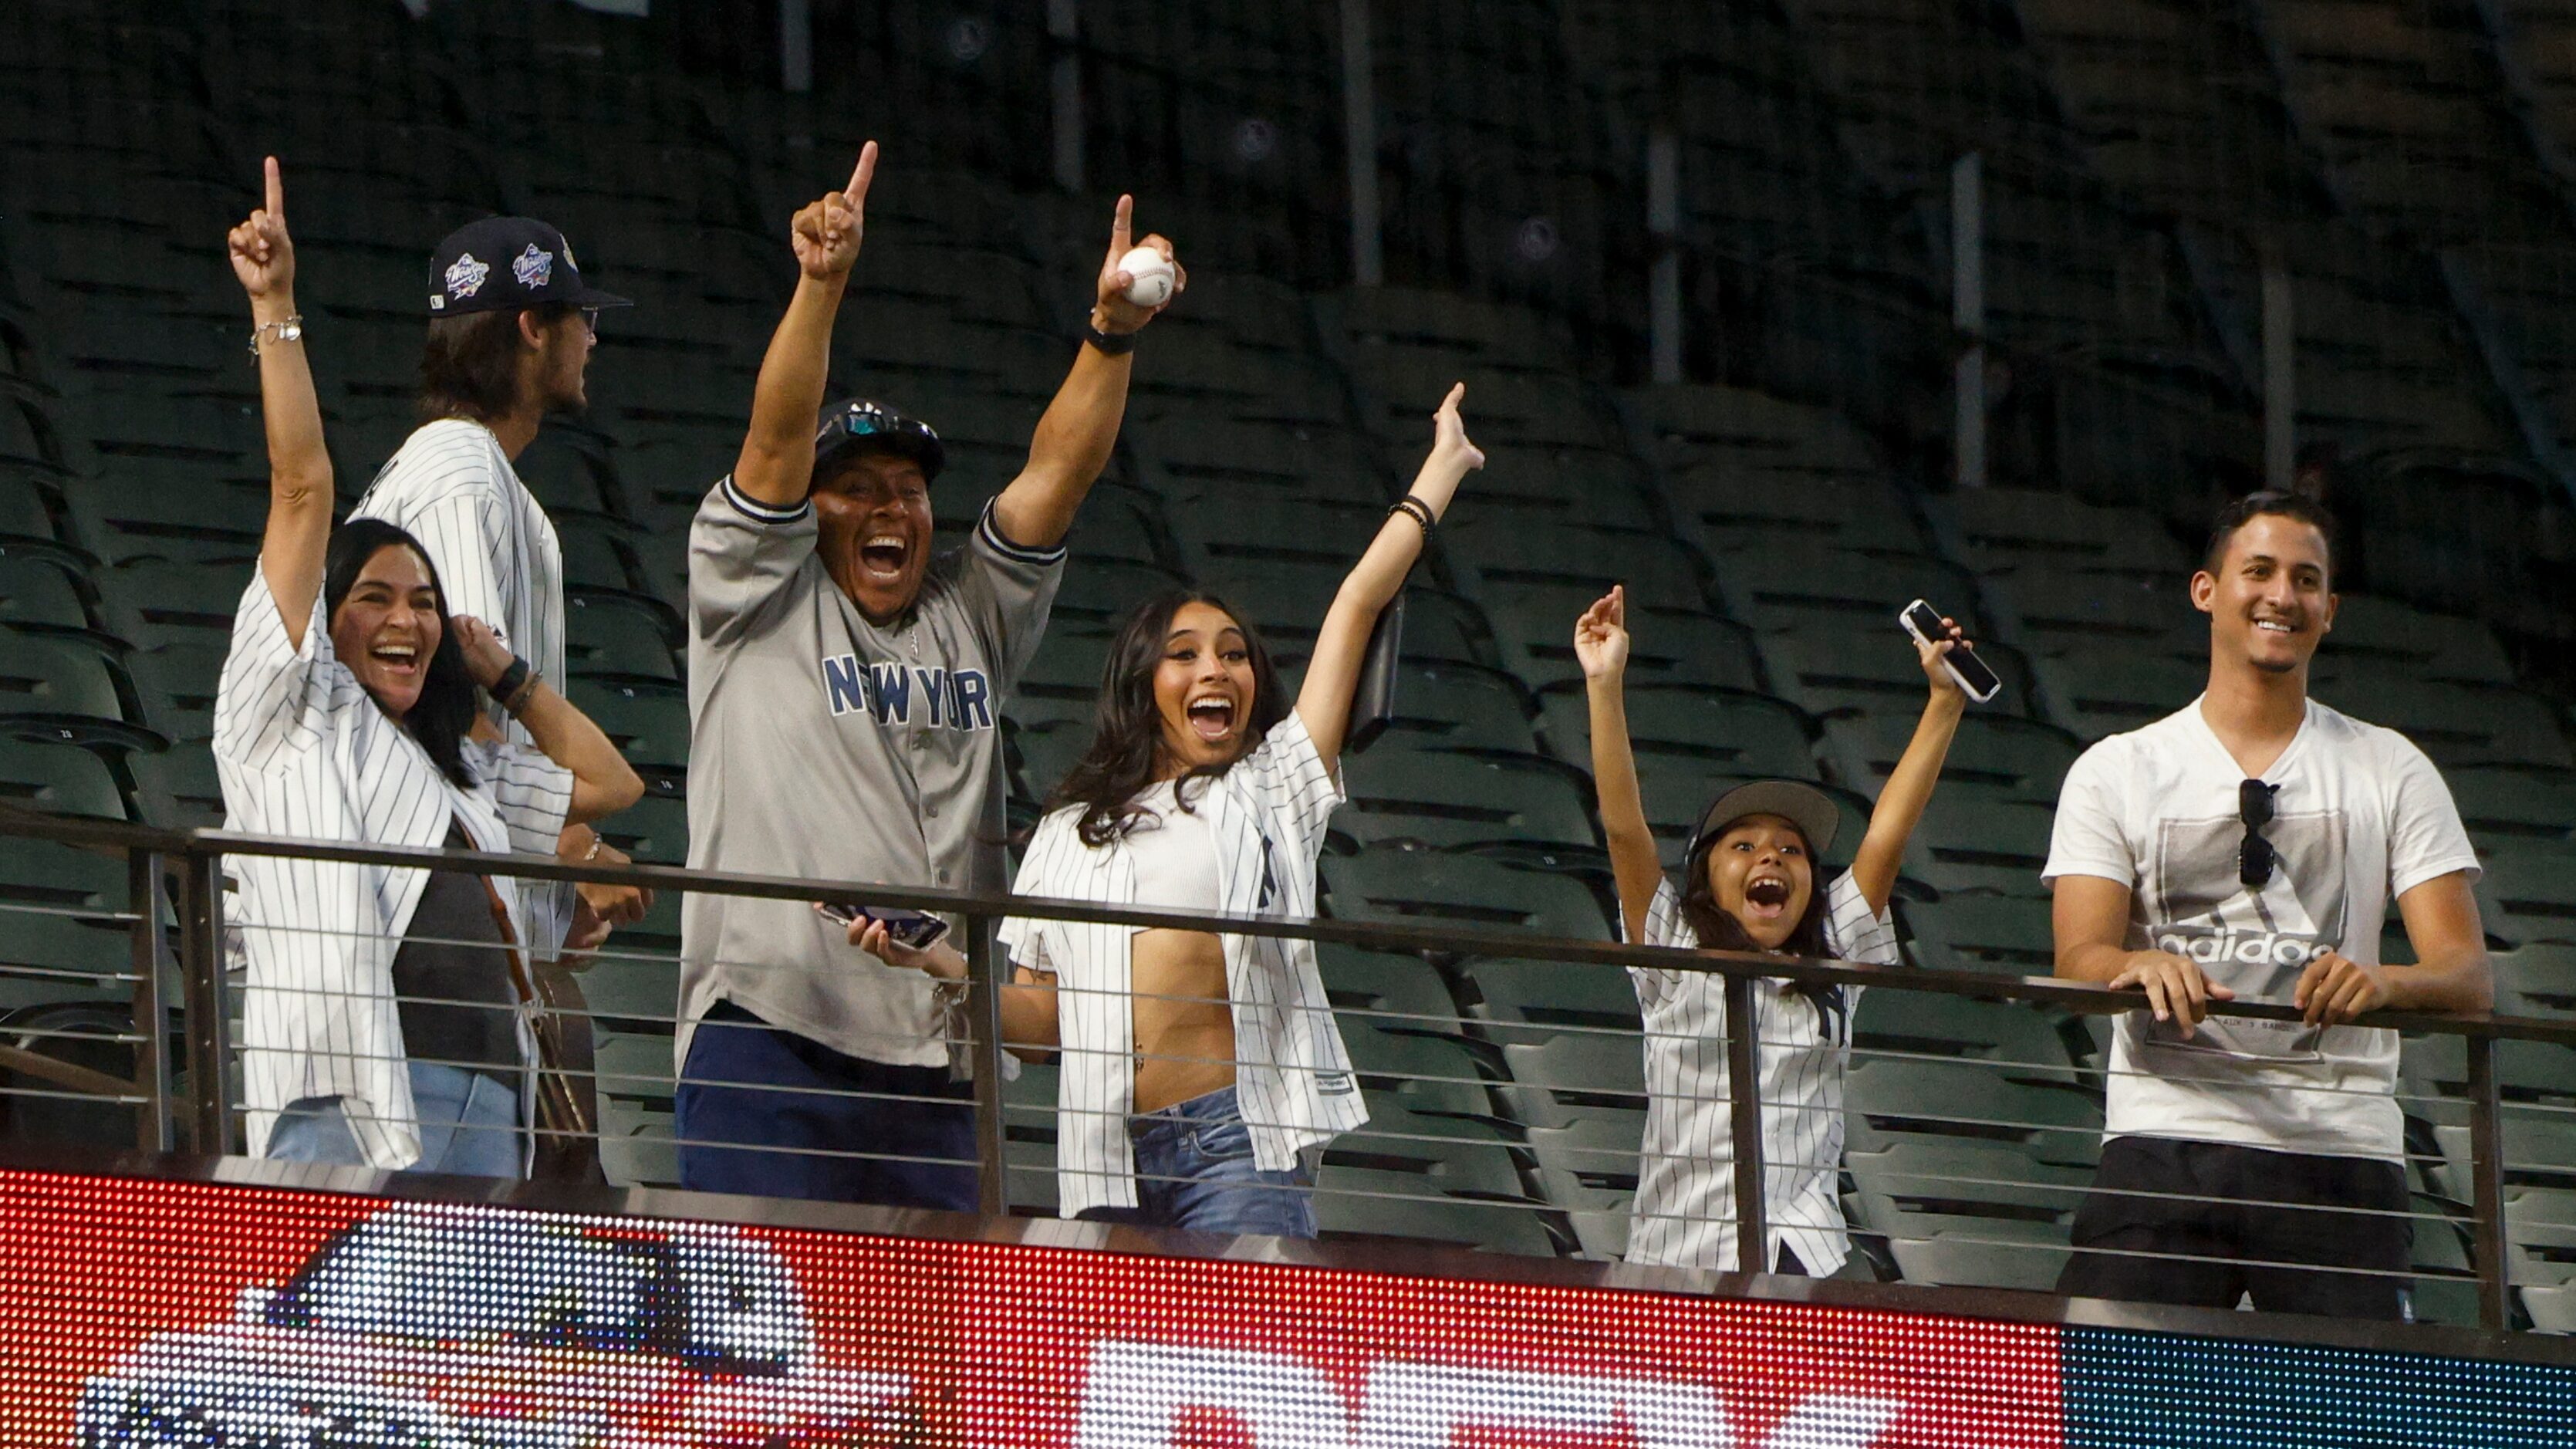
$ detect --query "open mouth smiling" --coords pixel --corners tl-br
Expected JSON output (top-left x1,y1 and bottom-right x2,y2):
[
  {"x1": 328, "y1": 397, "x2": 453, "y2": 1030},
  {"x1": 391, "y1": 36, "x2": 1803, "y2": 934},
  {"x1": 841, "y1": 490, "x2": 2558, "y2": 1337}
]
[
  {"x1": 367, "y1": 641, "x2": 421, "y2": 678},
  {"x1": 1744, "y1": 873, "x2": 1794, "y2": 920},
  {"x1": 858, "y1": 533, "x2": 910, "y2": 581},
  {"x1": 1186, "y1": 694, "x2": 1237, "y2": 742}
]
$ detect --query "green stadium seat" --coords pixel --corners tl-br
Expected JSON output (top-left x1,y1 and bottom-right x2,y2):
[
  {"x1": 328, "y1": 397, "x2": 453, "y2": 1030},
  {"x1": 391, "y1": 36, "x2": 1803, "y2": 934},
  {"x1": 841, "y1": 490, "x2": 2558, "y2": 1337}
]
[
  {"x1": 2311, "y1": 677, "x2": 2574, "y2": 771},
  {"x1": 1002, "y1": 1058, "x2": 1062, "y2": 1218},
  {"x1": 1843, "y1": 1056, "x2": 2103, "y2": 1167},
  {"x1": 2324, "y1": 594, "x2": 2518, "y2": 687},
  {"x1": 1335, "y1": 745, "x2": 1595, "y2": 853},
  {"x1": 1498, "y1": 1029, "x2": 1646, "y2": 1131},
  {"x1": 566, "y1": 677, "x2": 690, "y2": 778},
  {"x1": 1709, "y1": 542, "x2": 1983, "y2": 637},
  {"x1": 1315, "y1": 945, "x2": 1464, "y2": 1036},
  {"x1": 2446, "y1": 766, "x2": 2576, "y2": 853},
  {"x1": 1927, "y1": 487, "x2": 2191, "y2": 580},
  {"x1": 1322, "y1": 844, "x2": 1612, "y2": 941},
  {"x1": 1906, "y1": 795, "x2": 2057, "y2": 898},
  {"x1": 128, "y1": 746, "x2": 221, "y2": 829},
  {"x1": 97, "y1": 558, "x2": 248, "y2": 650},
  {"x1": 1488, "y1": 587, "x2": 1761, "y2": 694},
  {"x1": 0, "y1": 629, "x2": 142, "y2": 744},
  {"x1": 555, "y1": 514, "x2": 648, "y2": 597},
  {"x1": 0, "y1": 470, "x2": 64, "y2": 547},
  {"x1": 2483, "y1": 849, "x2": 2576, "y2": 947},
  {"x1": 1366, "y1": 662, "x2": 1540, "y2": 754},
  {"x1": 1535, "y1": 682, "x2": 1812, "y2": 779},
  {"x1": 1624, "y1": 383, "x2": 1882, "y2": 481},
  {"x1": 2029, "y1": 651, "x2": 2208, "y2": 740},
  {"x1": 2497, "y1": 944, "x2": 2576, "y2": 1018},
  {"x1": 597, "y1": 1096, "x2": 678, "y2": 1190},
  {"x1": 1853, "y1": 991, "x2": 2078, "y2": 1081},
  {"x1": 1845, "y1": 1138, "x2": 2085, "y2": 1290},
  {"x1": 1046, "y1": 558, "x2": 1189, "y2": 636},
  {"x1": 1759, "y1": 629, "x2": 2036, "y2": 721},
  {"x1": 0, "y1": 736, "x2": 126, "y2": 819},
  {"x1": 1986, "y1": 564, "x2": 2202, "y2": 658},
  {"x1": 1897, "y1": 896, "x2": 2058, "y2": 978},
  {"x1": 1126, "y1": 416, "x2": 1390, "y2": 507},
  {"x1": 127, "y1": 640, "x2": 224, "y2": 747},
  {"x1": 1314, "y1": 1101, "x2": 1556, "y2": 1255},
  {"x1": 0, "y1": 554, "x2": 90, "y2": 633},
  {"x1": 1522, "y1": 1113, "x2": 1644, "y2": 1258},
  {"x1": 564, "y1": 589, "x2": 680, "y2": 683},
  {"x1": 1342, "y1": 1020, "x2": 1498, "y2": 1120},
  {"x1": 596, "y1": 790, "x2": 687, "y2": 866},
  {"x1": 64, "y1": 471, "x2": 265, "y2": 567},
  {"x1": 1455, "y1": 955, "x2": 1644, "y2": 1048},
  {"x1": 1447, "y1": 515, "x2": 1713, "y2": 610},
  {"x1": 1675, "y1": 472, "x2": 1928, "y2": 556},
  {"x1": 1823, "y1": 711, "x2": 2079, "y2": 808}
]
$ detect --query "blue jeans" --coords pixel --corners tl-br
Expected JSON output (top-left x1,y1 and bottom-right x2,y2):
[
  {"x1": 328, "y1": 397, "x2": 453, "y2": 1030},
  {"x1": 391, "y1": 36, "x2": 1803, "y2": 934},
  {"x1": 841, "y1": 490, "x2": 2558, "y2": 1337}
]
[
  {"x1": 267, "y1": 1061, "x2": 525, "y2": 1179},
  {"x1": 674, "y1": 999, "x2": 979, "y2": 1212},
  {"x1": 1077, "y1": 1086, "x2": 1317, "y2": 1239}
]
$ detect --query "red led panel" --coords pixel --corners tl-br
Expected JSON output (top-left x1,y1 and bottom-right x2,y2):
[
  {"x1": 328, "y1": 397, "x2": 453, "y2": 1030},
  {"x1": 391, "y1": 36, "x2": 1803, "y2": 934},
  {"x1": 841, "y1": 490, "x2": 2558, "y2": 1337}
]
[{"x1": 0, "y1": 1169, "x2": 2065, "y2": 1447}]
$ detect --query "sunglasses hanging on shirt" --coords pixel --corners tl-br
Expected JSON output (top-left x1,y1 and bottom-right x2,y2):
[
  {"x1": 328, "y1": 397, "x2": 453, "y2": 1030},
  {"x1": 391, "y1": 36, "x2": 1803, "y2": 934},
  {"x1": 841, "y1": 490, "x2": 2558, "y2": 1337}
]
[{"x1": 2238, "y1": 779, "x2": 2281, "y2": 889}]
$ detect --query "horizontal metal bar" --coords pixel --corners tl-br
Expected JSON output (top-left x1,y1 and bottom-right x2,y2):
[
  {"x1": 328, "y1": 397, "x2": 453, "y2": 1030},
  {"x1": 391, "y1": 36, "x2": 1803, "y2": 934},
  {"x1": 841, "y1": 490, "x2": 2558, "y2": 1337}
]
[{"x1": 0, "y1": 1041, "x2": 139, "y2": 1099}]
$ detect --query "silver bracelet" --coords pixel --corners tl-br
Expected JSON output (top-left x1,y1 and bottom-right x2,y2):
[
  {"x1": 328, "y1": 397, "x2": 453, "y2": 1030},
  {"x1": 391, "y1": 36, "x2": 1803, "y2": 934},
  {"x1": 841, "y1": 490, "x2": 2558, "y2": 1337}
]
[{"x1": 248, "y1": 314, "x2": 304, "y2": 354}]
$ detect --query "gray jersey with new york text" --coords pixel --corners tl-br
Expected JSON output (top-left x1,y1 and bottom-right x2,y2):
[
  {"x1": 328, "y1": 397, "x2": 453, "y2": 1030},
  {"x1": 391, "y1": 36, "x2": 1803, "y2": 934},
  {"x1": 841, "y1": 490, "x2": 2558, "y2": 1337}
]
[{"x1": 679, "y1": 475, "x2": 1064, "y2": 1069}]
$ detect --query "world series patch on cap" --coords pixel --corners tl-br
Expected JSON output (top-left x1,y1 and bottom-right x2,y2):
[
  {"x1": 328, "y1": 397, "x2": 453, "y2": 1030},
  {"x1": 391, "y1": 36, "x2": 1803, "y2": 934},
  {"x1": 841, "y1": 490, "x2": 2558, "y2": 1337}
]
[{"x1": 427, "y1": 217, "x2": 632, "y2": 318}]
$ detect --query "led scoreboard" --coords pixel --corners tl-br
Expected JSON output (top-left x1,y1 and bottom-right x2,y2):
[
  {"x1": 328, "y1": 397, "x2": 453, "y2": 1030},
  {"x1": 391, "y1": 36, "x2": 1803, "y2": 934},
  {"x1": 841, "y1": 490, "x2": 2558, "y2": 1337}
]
[{"x1": 1, "y1": 1165, "x2": 2569, "y2": 1447}]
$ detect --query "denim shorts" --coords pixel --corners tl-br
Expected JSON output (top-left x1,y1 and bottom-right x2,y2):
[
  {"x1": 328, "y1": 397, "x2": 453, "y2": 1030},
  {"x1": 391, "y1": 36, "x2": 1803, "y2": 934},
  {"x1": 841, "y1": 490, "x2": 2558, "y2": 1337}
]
[
  {"x1": 266, "y1": 1060, "x2": 524, "y2": 1179},
  {"x1": 1077, "y1": 1085, "x2": 1317, "y2": 1240}
]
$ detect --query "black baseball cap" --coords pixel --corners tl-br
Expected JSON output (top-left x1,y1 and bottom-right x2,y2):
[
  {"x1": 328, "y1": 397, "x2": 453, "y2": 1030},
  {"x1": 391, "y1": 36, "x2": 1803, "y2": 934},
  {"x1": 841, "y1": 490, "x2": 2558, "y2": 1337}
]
[
  {"x1": 814, "y1": 397, "x2": 946, "y2": 484},
  {"x1": 427, "y1": 217, "x2": 631, "y2": 318}
]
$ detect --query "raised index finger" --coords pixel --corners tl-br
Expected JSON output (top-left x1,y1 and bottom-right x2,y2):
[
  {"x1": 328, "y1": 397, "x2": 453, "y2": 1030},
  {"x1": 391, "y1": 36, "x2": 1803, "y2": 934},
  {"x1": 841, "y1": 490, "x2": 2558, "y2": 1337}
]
[
  {"x1": 264, "y1": 155, "x2": 284, "y2": 224},
  {"x1": 1109, "y1": 194, "x2": 1133, "y2": 255},
  {"x1": 845, "y1": 140, "x2": 878, "y2": 208}
]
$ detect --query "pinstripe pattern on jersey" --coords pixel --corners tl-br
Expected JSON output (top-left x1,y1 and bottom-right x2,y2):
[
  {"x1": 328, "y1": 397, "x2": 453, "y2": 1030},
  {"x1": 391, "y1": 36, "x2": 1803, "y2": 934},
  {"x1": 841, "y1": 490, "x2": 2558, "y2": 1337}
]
[
  {"x1": 1624, "y1": 871, "x2": 1898, "y2": 1274},
  {"x1": 350, "y1": 418, "x2": 573, "y2": 954},
  {"x1": 214, "y1": 568, "x2": 572, "y2": 1170},
  {"x1": 999, "y1": 710, "x2": 1366, "y2": 1220}
]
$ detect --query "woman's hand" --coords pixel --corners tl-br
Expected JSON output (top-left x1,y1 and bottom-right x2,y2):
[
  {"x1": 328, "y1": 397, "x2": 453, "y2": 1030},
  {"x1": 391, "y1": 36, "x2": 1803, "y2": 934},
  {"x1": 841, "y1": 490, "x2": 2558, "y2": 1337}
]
[
  {"x1": 227, "y1": 157, "x2": 295, "y2": 309},
  {"x1": 792, "y1": 143, "x2": 876, "y2": 282},
  {"x1": 1575, "y1": 585, "x2": 1629, "y2": 683},
  {"x1": 849, "y1": 916, "x2": 967, "y2": 981},
  {"x1": 449, "y1": 615, "x2": 515, "y2": 692},
  {"x1": 1916, "y1": 613, "x2": 1973, "y2": 704},
  {"x1": 1430, "y1": 382, "x2": 1485, "y2": 472}
]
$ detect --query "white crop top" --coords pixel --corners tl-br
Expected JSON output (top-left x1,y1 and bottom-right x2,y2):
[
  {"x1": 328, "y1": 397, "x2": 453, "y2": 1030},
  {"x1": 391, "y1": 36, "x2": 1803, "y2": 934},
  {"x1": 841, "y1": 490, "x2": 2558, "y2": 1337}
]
[{"x1": 1123, "y1": 780, "x2": 1224, "y2": 915}]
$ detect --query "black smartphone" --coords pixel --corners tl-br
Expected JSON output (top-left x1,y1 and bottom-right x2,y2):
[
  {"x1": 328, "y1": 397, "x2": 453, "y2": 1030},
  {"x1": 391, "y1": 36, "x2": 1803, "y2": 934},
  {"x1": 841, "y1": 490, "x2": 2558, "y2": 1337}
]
[
  {"x1": 813, "y1": 901, "x2": 953, "y2": 951},
  {"x1": 1898, "y1": 599, "x2": 2001, "y2": 703}
]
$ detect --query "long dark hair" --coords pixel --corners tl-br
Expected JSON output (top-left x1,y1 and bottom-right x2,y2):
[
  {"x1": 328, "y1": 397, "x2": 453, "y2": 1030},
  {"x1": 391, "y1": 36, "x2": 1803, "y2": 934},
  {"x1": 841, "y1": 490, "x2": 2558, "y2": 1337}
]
[
  {"x1": 1678, "y1": 812, "x2": 1845, "y2": 1039},
  {"x1": 1048, "y1": 589, "x2": 1288, "y2": 848},
  {"x1": 324, "y1": 518, "x2": 479, "y2": 789}
]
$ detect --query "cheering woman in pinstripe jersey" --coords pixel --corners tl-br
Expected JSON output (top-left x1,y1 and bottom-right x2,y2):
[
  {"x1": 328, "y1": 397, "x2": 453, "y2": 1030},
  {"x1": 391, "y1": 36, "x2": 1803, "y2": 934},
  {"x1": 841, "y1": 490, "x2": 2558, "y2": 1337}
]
[
  {"x1": 218, "y1": 160, "x2": 643, "y2": 1177},
  {"x1": 1577, "y1": 585, "x2": 1969, "y2": 1275},
  {"x1": 849, "y1": 386, "x2": 1484, "y2": 1235}
]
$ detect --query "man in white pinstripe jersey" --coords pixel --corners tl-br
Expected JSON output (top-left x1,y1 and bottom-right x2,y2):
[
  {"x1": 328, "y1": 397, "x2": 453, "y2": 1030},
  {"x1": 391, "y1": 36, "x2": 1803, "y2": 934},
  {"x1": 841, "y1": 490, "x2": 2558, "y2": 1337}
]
[{"x1": 349, "y1": 216, "x2": 652, "y2": 964}]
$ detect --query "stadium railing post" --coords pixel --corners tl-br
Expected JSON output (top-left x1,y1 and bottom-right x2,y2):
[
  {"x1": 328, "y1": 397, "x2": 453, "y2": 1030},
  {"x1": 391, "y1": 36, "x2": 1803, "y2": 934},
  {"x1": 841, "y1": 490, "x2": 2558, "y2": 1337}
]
[
  {"x1": 2466, "y1": 1033, "x2": 2510, "y2": 1331},
  {"x1": 1951, "y1": 151, "x2": 1986, "y2": 491},
  {"x1": 174, "y1": 846, "x2": 232, "y2": 1158},
  {"x1": 1721, "y1": 972, "x2": 1768, "y2": 1274},
  {"x1": 1339, "y1": 0, "x2": 1383, "y2": 286},
  {"x1": 967, "y1": 913, "x2": 1010, "y2": 1216},
  {"x1": 128, "y1": 849, "x2": 171, "y2": 1152}
]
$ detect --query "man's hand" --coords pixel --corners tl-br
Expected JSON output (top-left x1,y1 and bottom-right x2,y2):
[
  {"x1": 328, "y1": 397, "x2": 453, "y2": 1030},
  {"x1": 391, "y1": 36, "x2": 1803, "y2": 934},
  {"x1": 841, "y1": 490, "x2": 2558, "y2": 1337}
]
[
  {"x1": 227, "y1": 156, "x2": 295, "y2": 309},
  {"x1": 2296, "y1": 950, "x2": 2392, "y2": 1026},
  {"x1": 1575, "y1": 585, "x2": 1629, "y2": 683},
  {"x1": 2105, "y1": 949, "x2": 2236, "y2": 1039},
  {"x1": 792, "y1": 143, "x2": 877, "y2": 282},
  {"x1": 849, "y1": 916, "x2": 967, "y2": 981},
  {"x1": 1092, "y1": 194, "x2": 1183, "y2": 335}
]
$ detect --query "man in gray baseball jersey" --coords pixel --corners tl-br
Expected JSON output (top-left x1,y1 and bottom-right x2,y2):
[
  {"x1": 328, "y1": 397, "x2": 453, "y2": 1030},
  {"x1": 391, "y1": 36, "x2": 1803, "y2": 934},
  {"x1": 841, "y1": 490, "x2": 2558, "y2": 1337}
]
[{"x1": 674, "y1": 144, "x2": 1184, "y2": 1208}]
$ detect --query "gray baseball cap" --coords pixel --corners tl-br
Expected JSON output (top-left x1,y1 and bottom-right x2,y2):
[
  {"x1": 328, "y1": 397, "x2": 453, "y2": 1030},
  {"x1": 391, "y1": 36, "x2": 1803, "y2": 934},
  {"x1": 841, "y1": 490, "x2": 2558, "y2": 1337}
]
[{"x1": 1688, "y1": 780, "x2": 1841, "y2": 858}]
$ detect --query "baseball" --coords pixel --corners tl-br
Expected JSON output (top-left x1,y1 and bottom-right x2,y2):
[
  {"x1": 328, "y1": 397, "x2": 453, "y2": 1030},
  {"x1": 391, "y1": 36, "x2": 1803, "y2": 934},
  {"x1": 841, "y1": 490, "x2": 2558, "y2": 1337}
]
[{"x1": 1118, "y1": 245, "x2": 1176, "y2": 308}]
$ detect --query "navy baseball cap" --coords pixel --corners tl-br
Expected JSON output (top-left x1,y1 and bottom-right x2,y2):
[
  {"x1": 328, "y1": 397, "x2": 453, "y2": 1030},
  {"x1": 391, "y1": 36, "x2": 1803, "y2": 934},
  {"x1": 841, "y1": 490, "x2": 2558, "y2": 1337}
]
[
  {"x1": 814, "y1": 397, "x2": 946, "y2": 484},
  {"x1": 427, "y1": 217, "x2": 631, "y2": 318}
]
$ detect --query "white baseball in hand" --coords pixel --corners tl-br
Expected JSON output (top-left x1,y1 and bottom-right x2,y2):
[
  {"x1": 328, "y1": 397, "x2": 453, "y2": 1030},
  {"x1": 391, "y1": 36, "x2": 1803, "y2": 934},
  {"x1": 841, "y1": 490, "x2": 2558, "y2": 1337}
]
[{"x1": 1118, "y1": 245, "x2": 1176, "y2": 308}]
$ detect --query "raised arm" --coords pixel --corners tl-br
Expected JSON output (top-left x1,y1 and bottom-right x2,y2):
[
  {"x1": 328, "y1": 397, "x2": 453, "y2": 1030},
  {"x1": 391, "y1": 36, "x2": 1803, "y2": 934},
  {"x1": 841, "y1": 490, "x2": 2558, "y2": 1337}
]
[
  {"x1": 451, "y1": 616, "x2": 644, "y2": 826},
  {"x1": 231, "y1": 157, "x2": 331, "y2": 643},
  {"x1": 732, "y1": 144, "x2": 877, "y2": 511},
  {"x1": 1578, "y1": 586, "x2": 1663, "y2": 944},
  {"x1": 988, "y1": 195, "x2": 1182, "y2": 549},
  {"x1": 1296, "y1": 384, "x2": 1484, "y2": 772},
  {"x1": 1843, "y1": 617, "x2": 1970, "y2": 915}
]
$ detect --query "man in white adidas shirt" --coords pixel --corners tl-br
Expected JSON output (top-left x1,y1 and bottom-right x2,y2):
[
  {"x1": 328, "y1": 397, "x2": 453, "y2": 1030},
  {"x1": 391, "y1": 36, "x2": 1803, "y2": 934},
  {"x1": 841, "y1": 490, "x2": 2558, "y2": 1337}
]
[
  {"x1": 2044, "y1": 489, "x2": 2490, "y2": 1319},
  {"x1": 350, "y1": 215, "x2": 650, "y2": 960}
]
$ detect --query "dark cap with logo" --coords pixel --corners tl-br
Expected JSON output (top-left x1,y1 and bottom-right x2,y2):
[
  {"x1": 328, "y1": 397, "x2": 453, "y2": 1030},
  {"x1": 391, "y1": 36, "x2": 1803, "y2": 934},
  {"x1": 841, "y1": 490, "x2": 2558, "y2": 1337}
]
[
  {"x1": 814, "y1": 397, "x2": 947, "y2": 484},
  {"x1": 426, "y1": 217, "x2": 631, "y2": 318}
]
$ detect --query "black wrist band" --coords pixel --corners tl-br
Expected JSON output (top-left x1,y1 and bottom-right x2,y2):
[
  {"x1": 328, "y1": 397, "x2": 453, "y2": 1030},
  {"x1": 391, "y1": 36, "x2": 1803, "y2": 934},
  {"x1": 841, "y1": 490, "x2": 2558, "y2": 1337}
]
[
  {"x1": 491, "y1": 657, "x2": 532, "y2": 711},
  {"x1": 1388, "y1": 495, "x2": 1436, "y2": 535},
  {"x1": 1083, "y1": 323, "x2": 1139, "y2": 356}
]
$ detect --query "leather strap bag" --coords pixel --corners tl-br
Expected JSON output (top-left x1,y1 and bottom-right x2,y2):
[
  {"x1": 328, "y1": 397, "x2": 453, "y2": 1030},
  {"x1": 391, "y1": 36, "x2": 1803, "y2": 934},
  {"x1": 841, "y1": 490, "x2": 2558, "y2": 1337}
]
[{"x1": 478, "y1": 876, "x2": 607, "y2": 1184}]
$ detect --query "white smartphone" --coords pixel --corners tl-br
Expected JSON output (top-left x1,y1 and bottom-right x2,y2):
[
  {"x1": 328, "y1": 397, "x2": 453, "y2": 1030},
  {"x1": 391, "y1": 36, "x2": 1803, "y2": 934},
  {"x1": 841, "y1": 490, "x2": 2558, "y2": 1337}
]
[{"x1": 1899, "y1": 599, "x2": 2000, "y2": 703}]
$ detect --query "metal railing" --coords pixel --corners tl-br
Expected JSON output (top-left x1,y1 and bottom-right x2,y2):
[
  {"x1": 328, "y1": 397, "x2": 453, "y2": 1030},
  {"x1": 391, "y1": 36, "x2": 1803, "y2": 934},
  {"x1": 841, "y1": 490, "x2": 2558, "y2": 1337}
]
[{"x1": 2, "y1": 805, "x2": 2568, "y2": 1336}]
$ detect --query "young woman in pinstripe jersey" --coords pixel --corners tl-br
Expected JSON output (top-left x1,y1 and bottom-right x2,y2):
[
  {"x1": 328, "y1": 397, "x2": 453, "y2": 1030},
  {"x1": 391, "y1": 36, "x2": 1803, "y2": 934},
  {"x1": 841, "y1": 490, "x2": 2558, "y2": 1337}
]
[
  {"x1": 1577, "y1": 585, "x2": 1970, "y2": 1275},
  {"x1": 851, "y1": 386, "x2": 1485, "y2": 1235},
  {"x1": 221, "y1": 160, "x2": 644, "y2": 1176}
]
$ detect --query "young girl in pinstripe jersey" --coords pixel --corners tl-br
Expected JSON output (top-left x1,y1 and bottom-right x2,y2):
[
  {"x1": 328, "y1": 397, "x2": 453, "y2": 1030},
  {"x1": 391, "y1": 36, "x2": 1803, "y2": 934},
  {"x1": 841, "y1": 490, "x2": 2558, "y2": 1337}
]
[
  {"x1": 851, "y1": 386, "x2": 1484, "y2": 1235},
  {"x1": 1575, "y1": 585, "x2": 1970, "y2": 1275}
]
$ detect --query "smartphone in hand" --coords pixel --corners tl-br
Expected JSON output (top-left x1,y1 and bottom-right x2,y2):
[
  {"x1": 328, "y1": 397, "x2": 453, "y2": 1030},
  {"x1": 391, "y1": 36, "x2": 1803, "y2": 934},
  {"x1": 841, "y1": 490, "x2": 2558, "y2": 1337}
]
[
  {"x1": 814, "y1": 901, "x2": 954, "y2": 951},
  {"x1": 1899, "y1": 599, "x2": 2001, "y2": 703}
]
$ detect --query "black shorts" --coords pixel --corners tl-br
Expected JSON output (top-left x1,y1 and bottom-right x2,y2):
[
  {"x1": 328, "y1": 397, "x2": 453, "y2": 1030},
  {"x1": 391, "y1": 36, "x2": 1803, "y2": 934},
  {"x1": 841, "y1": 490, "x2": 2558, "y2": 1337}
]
[{"x1": 2055, "y1": 1136, "x2": 2413, "y2": 1321}]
